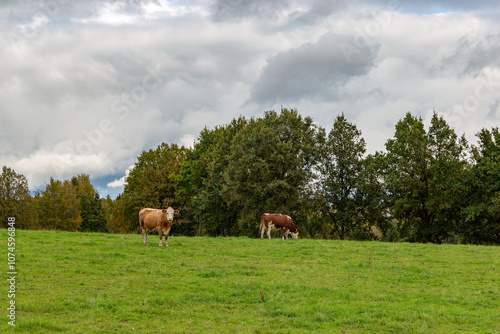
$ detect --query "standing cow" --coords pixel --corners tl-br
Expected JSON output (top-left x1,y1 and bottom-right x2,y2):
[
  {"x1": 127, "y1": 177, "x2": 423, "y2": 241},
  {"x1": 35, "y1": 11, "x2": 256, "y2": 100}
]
[
  {"x1": 139, "y1": 207, "x2": 179, "y2": 247},
  {"x1": 260, "y1": 213, "x2": 299, "y2": 240}
]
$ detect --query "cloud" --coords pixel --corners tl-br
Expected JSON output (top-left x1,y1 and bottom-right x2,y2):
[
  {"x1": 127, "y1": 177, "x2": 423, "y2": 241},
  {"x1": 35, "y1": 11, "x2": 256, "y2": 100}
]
[
  {"x1": 211, "y1": 0, "x2": 347, "y2": 31},
  {"x1": 436, "y1": 33, "x2": 500, "y2": 77},
  {"x1": 288, "y1": 0, "x2": 346, "y2": 25},
  {"x1": 351, "y1": 0, "x2": 500, "y2": 13},
  {"x1": 211, "y1": 0, "x2": 293, "y2": 22},
  {"x1": 0, "y1": 1, "x2": 266, "y2": 193},
  {"x1": 1, "y1": 0, "x2": 499, "y2": 197},
  {"x1": 248, "y1": 32, "x2": 379, "y2": 104},
  {"x1": 107, "y1": 164, "x2": 134, "y2": 188}
]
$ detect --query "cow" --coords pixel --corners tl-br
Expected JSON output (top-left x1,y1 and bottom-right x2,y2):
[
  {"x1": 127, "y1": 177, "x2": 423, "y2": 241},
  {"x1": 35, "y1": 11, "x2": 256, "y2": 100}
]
[
  {"x1": 260, "y1": 213, "x2": 299, "y2": 240},
  {"x1": 139, "y1": 207, "x2": 179, "y2": 247}
]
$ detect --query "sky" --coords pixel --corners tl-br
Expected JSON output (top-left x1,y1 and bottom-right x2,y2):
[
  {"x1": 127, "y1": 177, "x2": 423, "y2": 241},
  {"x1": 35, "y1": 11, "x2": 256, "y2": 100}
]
[{"x1": 1, "y1": 0, "x2": 500, "y2": 198}]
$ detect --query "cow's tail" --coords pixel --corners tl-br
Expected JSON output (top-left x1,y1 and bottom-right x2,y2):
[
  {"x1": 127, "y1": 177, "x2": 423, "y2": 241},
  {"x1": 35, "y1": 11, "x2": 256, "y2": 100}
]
[
  {"x1": 139, "y1": 211, "x2": 145, "y2": 230},
  {"x1": 259, "y1": 214, "x2": 264, "y2": 233}
]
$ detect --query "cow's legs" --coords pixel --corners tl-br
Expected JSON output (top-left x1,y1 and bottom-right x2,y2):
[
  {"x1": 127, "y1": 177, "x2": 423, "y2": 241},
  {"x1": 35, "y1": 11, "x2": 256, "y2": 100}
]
[
  {"x1": 142, "y1": 229, "x2": 147, "y2": 245},
  {"x1": 260, "y1": 225, "x2": 265, "y2": 240},
  {"x1": 159, "y1": 229, "x2": 164, "y2": 247},
  {"x1": 164, "y1": 226, "x2": 171, "y2": 247},
  {"x1": 267, "y1": 228, "x2": 272, "y2": 240}
]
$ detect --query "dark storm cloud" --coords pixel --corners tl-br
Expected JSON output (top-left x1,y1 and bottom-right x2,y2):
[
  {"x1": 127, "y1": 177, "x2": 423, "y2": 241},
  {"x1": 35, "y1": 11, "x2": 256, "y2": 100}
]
[{"x1": 248, "y1": 33, "x2": 379, "y2": 104}]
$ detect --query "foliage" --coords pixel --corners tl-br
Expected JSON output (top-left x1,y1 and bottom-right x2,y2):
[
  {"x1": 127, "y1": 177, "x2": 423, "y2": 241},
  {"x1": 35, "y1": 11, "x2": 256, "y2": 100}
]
[
  {"x1": 318, "y1": 113, "x2": 374, "y2": 240},
  {"x1": 37, "y1": 177, "x2": 82, "y2": 231},
  {"x1": 175, "y1": 118, "x2": 246, "y2": 236},
  {"x1": 101, "y1": 194, "x2": 126, "y2": 233},
  {"x1": 356, "y1": 152, "x2": 390, "y2": 239},
  {"x1": 71, "y1": 174, "x2": 108, "y2": 232},
  {"x1": 383, "y1": 111, "x2": 467, "y2": 243},
  {"x1": 458, "y1": 127, "x2": 500, "y2": 244},
  {"x1": 176, "y1": 108, "x2": 325, "y2": 237},
  {"x1": 3, "y1": 109, "x2": 499, "y2": 243},
  {"x1": 222, "y1": 108, "x2": 325, "y2": 236},
  {"x1": 122, "y1": 143, "x2": 188, "y2": 233},
  {"x1": 0, "y1": 166, "x2": 38, "y2": 229}
]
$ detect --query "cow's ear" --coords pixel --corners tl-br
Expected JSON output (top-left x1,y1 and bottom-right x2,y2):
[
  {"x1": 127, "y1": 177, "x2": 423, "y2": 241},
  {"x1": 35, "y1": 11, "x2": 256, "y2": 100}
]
[
  {"x1": 174, "y1": 210, "x2": 180, "y2": 214},
  {"x1": 162, "y1": 209, "x2": 167, "y2": 213}
]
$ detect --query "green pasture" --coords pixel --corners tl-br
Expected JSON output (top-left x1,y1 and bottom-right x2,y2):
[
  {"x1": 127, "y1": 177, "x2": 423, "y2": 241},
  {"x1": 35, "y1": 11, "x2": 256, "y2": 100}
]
[{"x1": 1, "y1": 230, "x2": 499, "y2": 333}]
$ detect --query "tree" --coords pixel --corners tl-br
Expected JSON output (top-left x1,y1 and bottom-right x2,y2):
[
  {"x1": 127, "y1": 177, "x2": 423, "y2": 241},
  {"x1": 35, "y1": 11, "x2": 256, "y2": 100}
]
[
  {"x1": 384, "y1": 111, "x2": 467, "y2": 243},
  {"x1": 425, "y1": 112, "x2": 468, "y2": 240},
  {"x1": 72, "y1": 174, "x2": 107, "y2": 232},
  {"x1": 103, "y1": 194, "x2": 129, "y2": 234},
  {"x1": 356, "y1": 152, "x2": 389, "y2": 240},
  {"x1": 223, "y1": 108, "x2": 325, "y2": 236},
  {"x1": 0, "y1": 166, "x2": 38, "y2": 229},
  {"x1": 175, "y1": 117, "x2": 247, "y2": 236},
  {"x1": 38, "y1": 177, "x2": 82, "y2": 231},
  {"x1": 318, "y1": 113, "x2": 374, "y2": 240},
  {"x1": 123, "y1": 143, "x2": 187, "y2": 232},
  {"x1": 459, "y1": 127, "x2": 500, "y2": 243}
]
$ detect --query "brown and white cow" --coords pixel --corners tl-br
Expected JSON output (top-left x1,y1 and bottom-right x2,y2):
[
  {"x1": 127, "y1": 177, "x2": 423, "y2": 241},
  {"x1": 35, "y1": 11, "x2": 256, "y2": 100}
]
[
  {"x1": 260, "y1": 213, "x2": 299, "y2": 240},
  {"x1": 139, "y1": 207, "x2": 179, "y2": 247}
]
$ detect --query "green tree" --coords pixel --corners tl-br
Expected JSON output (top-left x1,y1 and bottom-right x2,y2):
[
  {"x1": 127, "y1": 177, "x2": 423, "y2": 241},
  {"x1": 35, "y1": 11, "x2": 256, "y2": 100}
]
[
  {"x1": 357, "y1": 152, "x2": 389, "y2": 240},
  {"x1": 175, "y1": 118, "x2": 247, "y2": 236},
  {"x1": 38, "y1": 177, "x2": 82, "y2": 231},
  {"x1": 318, "y1": 113, "x2": 375, "y2": 240},
  {"x1": 71, "y1": 174, "x2": 107, "y2": 232},
  {"x1": 425, "y1": 112, "x2": 468, "y2": 240},
  {"x1": 459, "y1": 127, "x2": 500, "y2": 243},
  {"x1": 123, "y1": 143, "x2": 187, "y2": 233},
  {"x1": 223, "y1": 108, "x2": 325, "y2": 236},
  {"x1": 384, "y1": 111, "x2": 467, "y2": 243},
  {"x1": 104, "y1": 194, "x2": 129, "y2": 234},
  {"x1": 0, "y1": 166, "x2": 38, "y2": 229}
]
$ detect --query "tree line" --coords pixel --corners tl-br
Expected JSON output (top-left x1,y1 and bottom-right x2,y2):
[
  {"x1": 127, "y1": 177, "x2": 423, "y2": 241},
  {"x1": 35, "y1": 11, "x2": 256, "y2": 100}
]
[
  {"x1": 1, "y1": 108, "x2": 499, "y2": 244},
  {"x1": 0, "y1": 171, "x2": 108, "y2": 233}
]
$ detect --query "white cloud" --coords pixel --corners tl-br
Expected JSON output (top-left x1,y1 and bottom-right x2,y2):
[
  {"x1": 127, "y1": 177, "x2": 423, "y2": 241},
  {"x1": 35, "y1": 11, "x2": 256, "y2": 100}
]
[
  {"x1": 180, "y1": 134, "x2": 197, "y2": 149},
  {"x1": 107, "y1": 165, "x2": 134, "y2": 188}
]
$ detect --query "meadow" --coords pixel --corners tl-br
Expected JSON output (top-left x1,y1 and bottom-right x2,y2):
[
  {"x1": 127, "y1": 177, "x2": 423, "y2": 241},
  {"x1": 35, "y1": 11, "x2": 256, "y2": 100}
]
[{"x1": 1, "y1": 230, "x2": 499, "y2": 333}]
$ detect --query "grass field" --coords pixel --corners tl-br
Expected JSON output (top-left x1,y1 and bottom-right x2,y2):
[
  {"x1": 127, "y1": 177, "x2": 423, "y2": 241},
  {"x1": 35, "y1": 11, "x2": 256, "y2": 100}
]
[{"x1": 1, "y1": 230, "x2": 499, "y2": 333}]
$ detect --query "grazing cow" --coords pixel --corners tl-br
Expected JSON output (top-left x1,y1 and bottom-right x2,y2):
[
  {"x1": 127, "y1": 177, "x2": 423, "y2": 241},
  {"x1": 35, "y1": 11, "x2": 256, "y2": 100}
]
[
  {"x1": 139, "y1": 207, "x2": 179, "y2": 247},
  {"x1": 260, "y1": 213, "x2": 299, "y2": 240}
]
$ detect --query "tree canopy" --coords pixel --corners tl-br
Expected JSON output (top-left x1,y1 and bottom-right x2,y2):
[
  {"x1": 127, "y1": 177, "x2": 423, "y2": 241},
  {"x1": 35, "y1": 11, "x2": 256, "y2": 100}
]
[
  {"x1": 3, "y1": 109, "x2": 499, "y2": 244},
  {"x1": 383, "y1": 111, "x2": 468, "y2": 243},
  {"x1": 0, "y1": 166, "x2": 38, "y2": 229}
]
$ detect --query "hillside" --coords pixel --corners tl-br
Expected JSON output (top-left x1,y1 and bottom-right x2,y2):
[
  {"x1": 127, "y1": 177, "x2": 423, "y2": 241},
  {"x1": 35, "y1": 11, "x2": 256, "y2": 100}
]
[{"x1": 2, "y1": 230, "x2": 499, "y2": 333}]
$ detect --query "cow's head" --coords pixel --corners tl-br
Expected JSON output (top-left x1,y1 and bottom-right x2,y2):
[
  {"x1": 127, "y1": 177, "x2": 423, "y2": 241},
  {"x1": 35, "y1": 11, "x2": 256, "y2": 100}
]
[
  {"x1": 164, "y1": 207, "x2": 180, "y2": 221},
  {"x1": 287, "y1": 228, "x2": 299, "y2": 239}
]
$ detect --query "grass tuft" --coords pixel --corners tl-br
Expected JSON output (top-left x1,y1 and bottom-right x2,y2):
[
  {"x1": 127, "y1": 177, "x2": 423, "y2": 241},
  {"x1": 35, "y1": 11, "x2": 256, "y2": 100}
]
[{"x1": 17, "y1": 318, "x2": 66, "y2": 333}]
